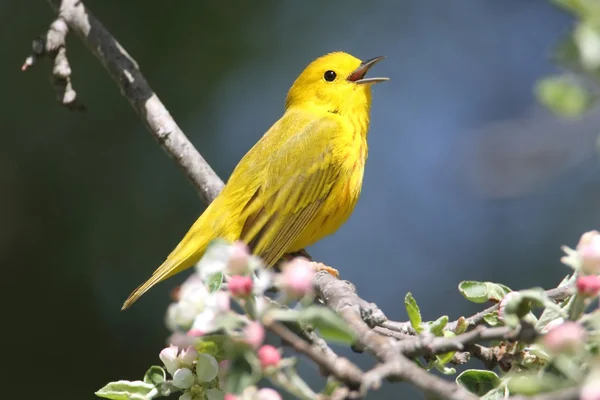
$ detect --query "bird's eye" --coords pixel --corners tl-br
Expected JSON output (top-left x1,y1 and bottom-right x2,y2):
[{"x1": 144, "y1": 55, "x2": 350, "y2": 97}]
[{"x1": 324, "y1": 70, "x2": 337, "y2": 82}]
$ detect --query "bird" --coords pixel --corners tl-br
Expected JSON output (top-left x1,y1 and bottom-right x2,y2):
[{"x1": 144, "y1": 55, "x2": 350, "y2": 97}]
[{"x1": 122, "y1": 51, "x2": 388, "y2": 310}]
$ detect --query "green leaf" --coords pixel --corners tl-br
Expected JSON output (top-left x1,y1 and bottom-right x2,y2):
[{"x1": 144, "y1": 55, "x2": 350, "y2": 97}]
[
  {"x1": 535, "y1": 75, "x2": 594, "y2": 118},
  {"x1": 429, "y1": 315, "x2": 448, "y2": 336},
  {"x1": 436, "y1": 331, "x2": 457, "y2": 365},
  {"x1": 322, "y1": 378, "x2": 341, "y2": 396},
  {"x1": 481, "y1": 386, "x2": 508, "y2": 400},
  {"x1": 483, "y1": 311, "x2": 500, "y2": 327},
  {"x1": 405, "y1": 293, "x2": 423, "y2": 333},
  {"x1": 458, "y1": 281, "x2": 511, "y2": 304},
  {"x1": 434, "y1": 360, "x2": 456, "y2": 375},
  {"x1": 298, "y1": 305, "x2": 357, "y2": 344},
  {"x1": 456, "y1": 370, "x2": 501, "y2": 396},
  {"x1": 195, "y1": 334, "x2": 229, "y2": 362},
  {"x1": 226, "y1": 352, "x2": 261, "y2": 395},
  {"x1": 454, "y1": 316, "x2": 468, "y2": 334},
  {"x1": 143, "y1": 366, "x2": 165, "y2": 386},
  {"x1": 95, "y1": 381, "x2": 155, "y2": 400},
  {"x1": 206, "y1": 272, "x2": 224, "y2": 293}
]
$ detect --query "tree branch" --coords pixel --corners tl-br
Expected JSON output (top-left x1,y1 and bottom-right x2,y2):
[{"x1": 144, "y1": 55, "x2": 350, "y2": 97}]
[{"x1": 39, "y1": 0, "x2": 224, "y2": 204}]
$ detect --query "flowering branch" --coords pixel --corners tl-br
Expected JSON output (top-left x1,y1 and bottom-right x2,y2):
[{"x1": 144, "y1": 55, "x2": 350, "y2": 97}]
[{"x1": 27, "y1": 1, "x2": 600, "y2": 400}]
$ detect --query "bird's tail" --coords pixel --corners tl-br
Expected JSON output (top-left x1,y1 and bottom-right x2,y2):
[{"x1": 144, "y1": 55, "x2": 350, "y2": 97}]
[{"x1": 121, "y1": 233, "x2": 211, "y2": 310}]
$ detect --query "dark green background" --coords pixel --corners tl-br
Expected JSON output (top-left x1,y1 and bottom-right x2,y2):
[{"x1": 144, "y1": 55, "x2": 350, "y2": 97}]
[{"x1": 3, "y1": 1, "x2": 599, "y2": 399}]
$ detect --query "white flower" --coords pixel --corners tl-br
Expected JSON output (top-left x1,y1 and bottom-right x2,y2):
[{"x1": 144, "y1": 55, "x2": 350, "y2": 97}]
[
  {"x1": 179, "y1": 392, "x2": 192, "y2": 400},
  {"x1": 159, "y1": 345, "x2": 180, "y2": 376},
  {"x1": 190, "y1": 308, "x2": 217, "y2": 335},
  {"x1": 253, "y1": 268, "x2": 273, "y2": 295},
  {"x1": 196, "y1": 353, "x2": 219, "y2": 382},
  {"x1": 173, "y1": 368, "x2": 195, "y2": 389},
  {"x1": 179, "y1": 347, "x2": 199, "y2": 368},
  {"x1": 197, "y1": 241, "x2": 234, "y2": 281}
]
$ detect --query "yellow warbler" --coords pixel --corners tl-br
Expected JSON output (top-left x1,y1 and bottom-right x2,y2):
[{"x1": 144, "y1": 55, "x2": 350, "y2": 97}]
[{"x1": 122, "y1": 52, "x2": 388, "y2": 309}]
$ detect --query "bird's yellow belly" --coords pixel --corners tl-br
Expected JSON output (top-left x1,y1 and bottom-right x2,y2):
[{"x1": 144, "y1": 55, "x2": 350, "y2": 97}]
[{"x1": 289, "y1": 162, "x2": 364, "y2": 252}]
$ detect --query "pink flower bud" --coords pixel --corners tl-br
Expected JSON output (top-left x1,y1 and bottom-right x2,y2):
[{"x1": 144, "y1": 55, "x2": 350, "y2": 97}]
[
  {"x1": 497, "y1": 291, "x2": 520, "y2": 321},
  {"x1": 159, "y1": 345, "x2": 180, "y2": 376},
  {"x1": 228, "y1": 241, "x2": 250, "y2": 275},
  {"x1": 179, "y1": 346, "x2": 198, "y2": 367},
  {"x1": 543, "y1": 321, "x2": 586, "y2": 353},
  {"x1": 228, "y1": 275, "x2": 253, "y2": 298},
  {"x1": 577, "y1": 230, "x2": 600, "y2": 274},
  {"x1": 581, "y1": 371, "x2": 600, "y2": 400},
  {"x1": 187, "y1": 329, "x2": 205, "y2": 337},
  {"x1": 224, "y1": 395, "x2": 240, "y2": 400},
  {"x1": 243, "y1": 321, "x2": 265, "y2": 349},
  {"x1": 281, "y1": 257, "x2": 315, "y2": 299},
  {"x1": 577, "y1": 275, "x2": 600, "y2": 297},
  {"x1": 258, "y1": 345, "x2": 281, "y2": 369},
  {"x1": 256, "y1": 388, "x2": 282, "y2": 400}
]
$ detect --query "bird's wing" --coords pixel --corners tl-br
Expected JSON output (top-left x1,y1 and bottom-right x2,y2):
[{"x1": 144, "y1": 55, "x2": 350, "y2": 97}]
[{"x1": 238, "y1": 114, "x2": 342, "y2": 266}]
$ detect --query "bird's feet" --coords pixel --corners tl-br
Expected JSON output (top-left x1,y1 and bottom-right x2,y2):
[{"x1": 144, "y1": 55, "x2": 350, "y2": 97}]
[{"x1": 309, "y1": 262, "x2": 339, "y2": 278}]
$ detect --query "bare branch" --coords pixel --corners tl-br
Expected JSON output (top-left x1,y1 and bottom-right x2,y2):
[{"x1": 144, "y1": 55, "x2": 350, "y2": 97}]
[
  {"x1": 42, "y1": 0, "x2": 224, "y2": 203},
  {"x1": 263, "y1": 317, "x2": 364, "y2": 390}
]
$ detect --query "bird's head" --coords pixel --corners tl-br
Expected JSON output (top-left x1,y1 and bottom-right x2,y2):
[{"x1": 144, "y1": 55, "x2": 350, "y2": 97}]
[{"x1": 285, "y1": 52, "x2": 388, "y2": 116}]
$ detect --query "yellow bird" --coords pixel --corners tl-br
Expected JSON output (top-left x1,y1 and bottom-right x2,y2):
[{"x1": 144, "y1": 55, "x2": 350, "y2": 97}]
[{"x1": 122, "y1": 52, "x2": 388, "y2": 309}]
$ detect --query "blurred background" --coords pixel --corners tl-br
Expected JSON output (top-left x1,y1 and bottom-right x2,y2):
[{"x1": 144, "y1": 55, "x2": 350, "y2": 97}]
[{"x1": 3, "y1": 0, "x2": 600, "y2": 399}]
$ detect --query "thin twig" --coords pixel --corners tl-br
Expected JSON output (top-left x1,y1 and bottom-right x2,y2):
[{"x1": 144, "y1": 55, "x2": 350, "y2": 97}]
[
  {"x1": 263, "y1": 317, "x2": 364, "y2": 390},
  {"x1": 43, "y1": 0, "x2": 224, "y2": 203}
]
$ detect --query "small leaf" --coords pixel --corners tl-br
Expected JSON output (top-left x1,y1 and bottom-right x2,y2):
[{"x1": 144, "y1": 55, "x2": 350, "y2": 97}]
[
  {"x1": 436, "y1": 331, "x2": 457, "y2": 365},
  {"x1": 429, "y1": 315, "x2": 448, "y2": 336},
  {"x1": 481, "y1": 386, "x2": 509, "y2": 400},
  {"x1": 95, "y1": 381, "x2": 155, "y2": 400},
  {"x1": 458, "y1": 281, "x2": 511, "y2": 304},
  {"x1": 206, "y1": 272, "x2": 224, "y2": 293},
  {"x1": 405, "y1": 293, "x2": 423, "y2": 333},
  {"x1": 298, "y1": 305, "x2": 357, "y2": 344},
  {"x1": 195, "y1": 334, "x2": 230, "y2": 361},
  {"x1": 434, "y1": 360, "x2": 456, "y2": 375},
  {"x1": 143, "y1": 366, "x2": 165, "y2": 386},
  {"x1": 483, "y1": 311, "x2": 500, "y2": 327},
  {"x1": 226, "y1": 352, "x2": 261, "y2": 395},
  {"x1": 454, "y1": 316, "x2": 468, "y2": 334},
  {"x1": 535, "y1": 75, "x2": 594, "y2": 118},
  {"x1": 456, "y1": 370, "x2": 501, "y2": 396},
  {"x1": 322, "y1": 378, "x2": 341, "y2": 396}
]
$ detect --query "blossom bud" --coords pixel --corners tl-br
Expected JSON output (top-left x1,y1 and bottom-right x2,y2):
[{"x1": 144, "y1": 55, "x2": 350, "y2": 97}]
[
  {"x1": 256, "y1": 388, "x2": 282, "y2": 400},
  {"x1": 543, "y1": 321, "x2": 586, "y2": 353},
  {"x1": 243, "y1": 321, "x2": 265, "y2": 349},
  {"x1": 179, "y1": 346, "x2": 198, "y2": 367},
  {"x1": 228, "y1": 241, "x2": 250, "y2": 275},
  {"x1": 497, "y1": 291, "x2": 521, "y2": 321},
  {"x1": 228, "y1": 275, "x2": 253, "y2": 298},
  {"x1": 257, "y1": 345, "x2": 281, "y2": 369},
  {"x1": 281, "y1": 257, "x2": 315, "y2": 299},
  {"x1": 159, "y1": 345, "x2": 180, "y2": 376},
  {"x1": 576, "y1": 275, "x2": 600, "y2": 297},
  {"x1": 577, "y1": 230, "x2": 600, "y2": 274},
  {"x1": 224, "y1": 395, "x2": 239, "y2": 400},
  {"x1": 172, "y1": 368, "x2": 195, "y2": 389}
]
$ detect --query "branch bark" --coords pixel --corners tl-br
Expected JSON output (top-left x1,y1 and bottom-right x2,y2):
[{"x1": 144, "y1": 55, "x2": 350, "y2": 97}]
[{"x1": 42, "y1": 0, "x2": 224, "y2": 204}]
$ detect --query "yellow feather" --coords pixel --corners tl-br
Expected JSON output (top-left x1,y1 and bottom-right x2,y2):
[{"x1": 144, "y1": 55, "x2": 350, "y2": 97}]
[{"x1": 122, "y1": 51, "x2": 387, "y2": 309}]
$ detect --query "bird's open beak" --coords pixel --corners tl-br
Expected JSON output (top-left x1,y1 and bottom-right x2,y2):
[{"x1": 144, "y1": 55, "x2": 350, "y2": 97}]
[{"x1": 347, "y1": 56, "x2": 389, "y2": 84}]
